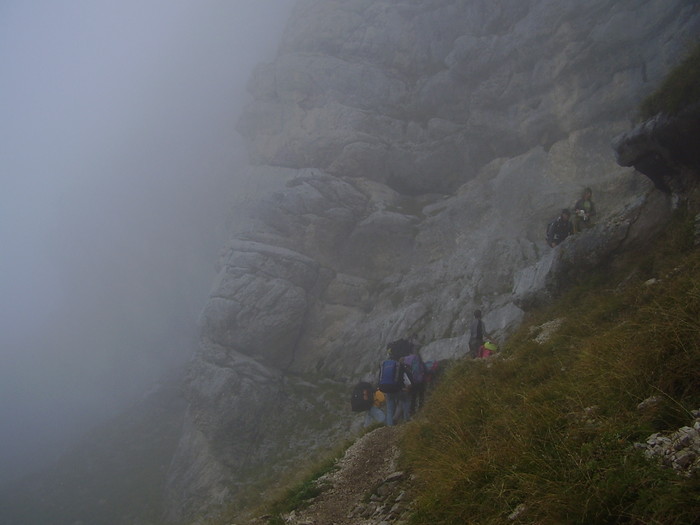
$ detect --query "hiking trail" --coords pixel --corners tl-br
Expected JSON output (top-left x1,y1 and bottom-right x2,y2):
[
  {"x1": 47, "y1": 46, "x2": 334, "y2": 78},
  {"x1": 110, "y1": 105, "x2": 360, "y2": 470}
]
[{"x1": 251, "y1": 426, "x2": 415, "y2": 525}]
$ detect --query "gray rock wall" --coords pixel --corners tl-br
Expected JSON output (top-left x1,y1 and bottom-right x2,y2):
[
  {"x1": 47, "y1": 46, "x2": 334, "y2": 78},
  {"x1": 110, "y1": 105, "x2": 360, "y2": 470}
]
[{"x1": 165, "y1": 1, "x2": 700, "y2": 521}]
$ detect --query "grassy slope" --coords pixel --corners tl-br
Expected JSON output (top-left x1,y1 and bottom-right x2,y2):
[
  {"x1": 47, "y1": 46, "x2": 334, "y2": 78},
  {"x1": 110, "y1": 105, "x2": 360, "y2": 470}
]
[
  {"x1": 639, "y1": 42, "x2": 700, "y2": 119},
  {"x1": 240, "y1": 211, "x2": 700, "y2": 525},
  {"x1": 402, "y1": 210, "x2": 700, "y2": 524}
]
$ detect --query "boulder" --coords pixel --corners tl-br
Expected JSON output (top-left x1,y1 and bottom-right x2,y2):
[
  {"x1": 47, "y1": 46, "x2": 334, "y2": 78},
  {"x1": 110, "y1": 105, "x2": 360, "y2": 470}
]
[{"x1": 612, "y1": 105, "x2": 700, "y2": 193}]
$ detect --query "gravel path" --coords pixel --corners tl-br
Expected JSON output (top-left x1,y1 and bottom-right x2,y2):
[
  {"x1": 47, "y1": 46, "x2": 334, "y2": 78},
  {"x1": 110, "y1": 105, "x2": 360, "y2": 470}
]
[{"x1": 278, "y1": 425, "x2": 413, "y2": 525}]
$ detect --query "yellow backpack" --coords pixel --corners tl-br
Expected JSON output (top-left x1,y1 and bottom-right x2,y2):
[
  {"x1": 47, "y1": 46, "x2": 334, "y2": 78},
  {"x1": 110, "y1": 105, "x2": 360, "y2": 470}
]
[{"x1": 374, "y1": 389, "x2": 385, "y2": 407}]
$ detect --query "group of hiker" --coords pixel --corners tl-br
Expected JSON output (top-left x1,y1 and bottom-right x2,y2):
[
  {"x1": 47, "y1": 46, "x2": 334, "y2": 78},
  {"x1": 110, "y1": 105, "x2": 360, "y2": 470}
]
[
  {"x1": 352, "y1": 311, "x2": 495, "y2": 426},
  {"x1": 546, "y1": 187, "x2": 596, "y2": 247},
  {"x1": 351, "y1": 338, "x2": 431, "y2": 427},
  {"x1": 351, "y1": 188, "x2": 596, "y2": 423}
]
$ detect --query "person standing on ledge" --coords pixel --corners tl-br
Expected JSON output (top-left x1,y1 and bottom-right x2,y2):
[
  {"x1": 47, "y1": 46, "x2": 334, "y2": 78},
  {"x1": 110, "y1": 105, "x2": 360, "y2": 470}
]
[{"x1": 468, "y1": 309, "x2": 487, "y2": 358}]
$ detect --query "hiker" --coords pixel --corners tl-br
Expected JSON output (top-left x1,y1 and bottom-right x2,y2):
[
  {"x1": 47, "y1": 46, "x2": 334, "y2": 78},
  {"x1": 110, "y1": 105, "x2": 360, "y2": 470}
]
[
  {"x1": 423, "y1": 359, "x2": 442, "y2": 393},
  {"x1": 403, "y1": 349, "x2": 426, "y2": 415},
  {"x1": 546, "y1": 208, "x2": 573, "y2": 247},
  {"x1": 468, "y1": 310, "x2": 487, "y2": 358},
  {"x1": 365, "y1": 388, "x2": 386, "y2": 427},
  {"x1": 378, "y1": 354, "x2": 413, "y2": 426},
  {"x1": 572, "y1": 187, "x2": 596, "y2": 233},
  {"x1": 387, "y1": 338, "x2": 412, "y2": 360},
  {"x1": 477, "y1": 339, "x2": 498, "y2": 358},
  {"x1": 393, "y1": 356, "x2": 415, "y2": 424},
  {"x1": 351, "y1": 381, "x2": 386, "y2": 427}
]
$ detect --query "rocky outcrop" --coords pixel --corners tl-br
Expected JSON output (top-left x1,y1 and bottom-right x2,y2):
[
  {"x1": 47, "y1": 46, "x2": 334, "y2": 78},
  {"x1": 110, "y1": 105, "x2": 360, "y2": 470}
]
[
  {"x1": 612, "y1": 104, "x2": 700, "y2": 193},
  {"x1": 513, "y1": 189, "x2": 674, "y2": 308},
  {"x1": 634, "y1": 407, "x2": 700, "y2": 477},
  {"x1": 165, "y1": 1, "x2": 700, "y2": 521},
  {"x1": 239, "y1": 0, "x2": 699, "y2": 195}
]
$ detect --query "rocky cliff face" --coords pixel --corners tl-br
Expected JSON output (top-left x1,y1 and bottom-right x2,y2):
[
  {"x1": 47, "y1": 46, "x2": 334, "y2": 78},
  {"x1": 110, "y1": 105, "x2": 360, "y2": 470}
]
[{"x1": 164, "y1": 1, "x2": 700, "y2": 521}]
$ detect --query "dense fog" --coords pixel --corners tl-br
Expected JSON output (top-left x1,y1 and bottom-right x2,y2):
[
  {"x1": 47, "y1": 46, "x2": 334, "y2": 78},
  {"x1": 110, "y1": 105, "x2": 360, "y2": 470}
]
[{"x1": 0, "y1": 0, "x2": 294, "y2": 484}]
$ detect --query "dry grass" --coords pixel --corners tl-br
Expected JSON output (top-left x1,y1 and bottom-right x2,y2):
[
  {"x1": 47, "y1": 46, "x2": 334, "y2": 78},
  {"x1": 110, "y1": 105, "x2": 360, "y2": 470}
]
[{"x1": 402, "y1": 212, "x2": 700, "y2": 524}]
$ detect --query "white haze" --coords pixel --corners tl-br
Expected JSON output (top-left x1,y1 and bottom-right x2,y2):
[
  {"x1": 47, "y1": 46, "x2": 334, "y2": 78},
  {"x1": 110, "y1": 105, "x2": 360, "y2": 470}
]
[{"x1": 0, "y1": 0, "x2": 294, "y2": 483}]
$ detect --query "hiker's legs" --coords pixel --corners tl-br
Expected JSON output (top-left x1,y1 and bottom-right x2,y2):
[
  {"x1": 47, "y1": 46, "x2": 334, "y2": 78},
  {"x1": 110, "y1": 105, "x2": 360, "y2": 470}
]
[
  {"x1": 401, "y1": 397, "x2": 412, "y2": 421},
  {"x1": 364, "y1": 406, "x2": 384, "y2": 427},
  {"x1": 393, "y1": 394, "x2": 403, "y2": 423},
  {"x1": 397, "y1": 391, "x2": 411, "y2": 422},
  {"x1": 415, "y1": 383, "x2": 425, "y2": 414},
  {"x1": 410, "y1": 389, "x2": 418, "y2": 415},
  {"x1": 385, "y1": 393, "x2": 396, "y2": 426},
  {"x1": 370, "y1": 406, "x2": 385, "y2": 425}
]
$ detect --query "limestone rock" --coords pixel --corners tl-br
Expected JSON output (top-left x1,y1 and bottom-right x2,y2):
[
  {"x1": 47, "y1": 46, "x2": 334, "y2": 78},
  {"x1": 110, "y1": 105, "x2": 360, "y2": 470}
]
[
  {"x1": 201, "y1": 240, "x2": 319, "y2": 367},
  {"x1": 612, "y1": 104, "x2": 700, "y2": 193},
  {"x1": 165, "y1": 1, "x2": 700, "y2": 521},
  {"x1": 635, "y1": 411, "x2": 700, "y2": 477}
]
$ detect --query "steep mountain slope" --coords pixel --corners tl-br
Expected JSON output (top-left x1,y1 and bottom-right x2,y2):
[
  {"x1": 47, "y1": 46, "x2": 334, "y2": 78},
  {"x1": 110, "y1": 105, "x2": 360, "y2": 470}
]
[
  {"x1": 252, "y1": 209, "x2": 700, "y2": 524},
  {"x1": 165, "y1": 1, "x2": 700, "y2": 522}
]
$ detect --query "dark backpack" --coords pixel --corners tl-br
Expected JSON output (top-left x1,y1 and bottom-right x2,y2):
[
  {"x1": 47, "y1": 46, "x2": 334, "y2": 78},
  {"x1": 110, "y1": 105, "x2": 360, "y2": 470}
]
[
  {"x1": 403, "y1": 354, "x2": 426, "y2": 384},
  {"x1": 378, "y1": 359, "x2": 402, "y2": 393},
  {"x1": 387, "y1": 339, "x2": 412, "y2": 360},
  {"x1": 546, "y1": 219, "x2": 556, "y2": 243},
  {"x1": 350, "y1": 381, "x2": 374, "y2": 412}
]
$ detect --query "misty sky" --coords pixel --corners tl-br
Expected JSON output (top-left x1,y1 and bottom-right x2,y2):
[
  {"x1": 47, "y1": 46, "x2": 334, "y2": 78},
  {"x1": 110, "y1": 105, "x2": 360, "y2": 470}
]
[{"x1": 0, "y1": 0, "x2": 295, "y2": 483}]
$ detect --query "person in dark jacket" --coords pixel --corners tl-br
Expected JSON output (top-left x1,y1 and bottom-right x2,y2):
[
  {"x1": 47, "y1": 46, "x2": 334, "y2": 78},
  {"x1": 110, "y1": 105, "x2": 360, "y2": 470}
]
[
  {"x1": 378, "y1": 357, "x2": 413, "y2": 426},
  {"x1": 468, "y1": 309, "x2": 487, "y2": 358},
  {"x1": 547, "y1": 209, "x2": 573, "y2": 247},
  {"x1": 392, "y1": 357, "x2": 414, "y2": 424}
]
